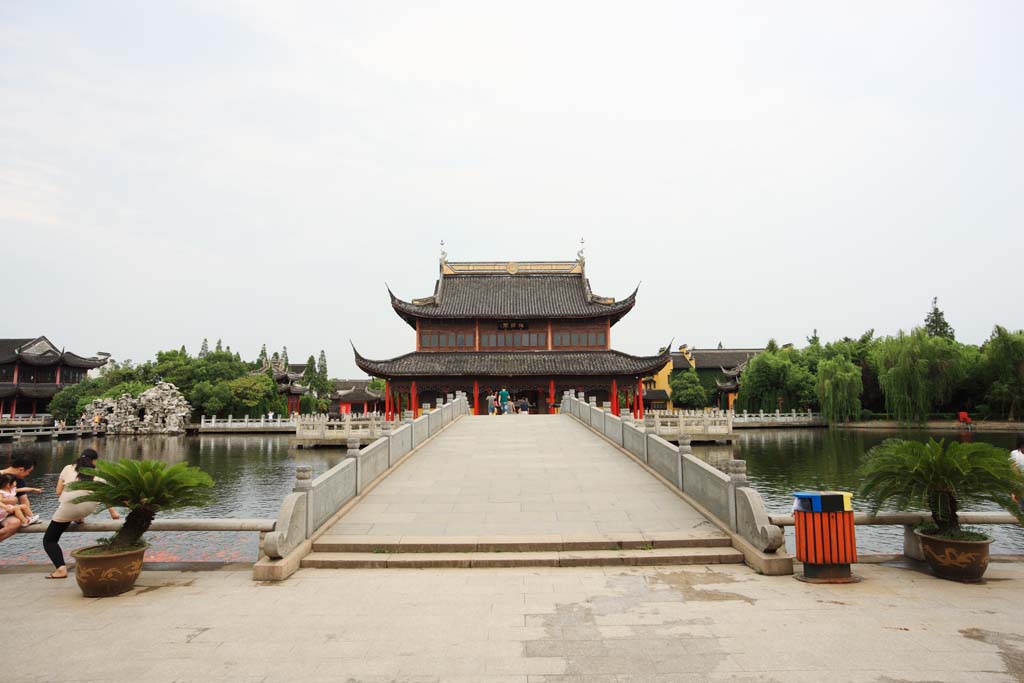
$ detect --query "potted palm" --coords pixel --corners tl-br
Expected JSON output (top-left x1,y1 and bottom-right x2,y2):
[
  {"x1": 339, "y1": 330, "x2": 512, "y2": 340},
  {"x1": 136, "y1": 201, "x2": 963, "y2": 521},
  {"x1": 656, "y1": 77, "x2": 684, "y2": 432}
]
[
  {"x1": 67, "y1": 459, "x2": 214, "y2": 597},
  {"x1": 859, "y1": 438, "x2": 1024, "y2": 582}
]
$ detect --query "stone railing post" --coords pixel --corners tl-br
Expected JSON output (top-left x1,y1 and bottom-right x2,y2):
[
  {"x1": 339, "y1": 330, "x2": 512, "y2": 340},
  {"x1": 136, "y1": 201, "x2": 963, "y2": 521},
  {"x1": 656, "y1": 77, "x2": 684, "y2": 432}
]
[
  {"x1": 228, "y1": 415, "x2": 233, "y2": 426},
  {"x1": 201, "y1": 415, "x2": 206, "y2": 427},
  {"x1": 726, "y1": 459, "x2": 747, "y2": 532},
  {"x1": 293, "y1": 465, "x2": 312, "y2": 494},
  {"x1": 903, "y1": 526, "x2": 924, "y2": 560}
]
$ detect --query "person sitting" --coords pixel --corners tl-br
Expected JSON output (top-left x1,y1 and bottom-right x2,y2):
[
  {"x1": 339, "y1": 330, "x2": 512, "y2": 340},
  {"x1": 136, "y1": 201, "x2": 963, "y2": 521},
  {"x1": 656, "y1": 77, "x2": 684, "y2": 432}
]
[
  {"x1": 0, "y1": 474, "x2": 31, "y2": 527},
  {"x1": 1, "y1": 456, "x2": 41, "y2": 525}
]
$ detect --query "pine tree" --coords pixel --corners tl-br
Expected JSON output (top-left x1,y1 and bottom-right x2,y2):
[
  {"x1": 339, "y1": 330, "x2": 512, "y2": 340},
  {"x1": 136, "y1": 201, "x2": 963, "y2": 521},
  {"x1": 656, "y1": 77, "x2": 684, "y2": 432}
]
[
  {"x1": 179, "y1": 345, "x2": 187, "y2": 356},
  {"x1": 924, "y1": 297, "x2": 955, "y2": 340},
  {"x1": 317, "y1": 350, "x2": 328, "y2": 381},
  {"x1": 282, "y1": 346, "x2": 289, "y2": 366},
  {"x1": 302, "y1": 355, "x2": 318, "y2": 392},
  {"x1": 225, "y1": 345, "x2": 231, "y2": 354},
  {"x1": 215, "y1": 339, "x2": 223, "y2": 352},
  {"x1": 271, "y1": 351, "x2": 280, "y2": 363},
  {"x1": 257, "y1": 344, "x2": 268, "y2": 366},
  {"x1": 200, "y1": 338, "x2": 209, "y2": 358}
]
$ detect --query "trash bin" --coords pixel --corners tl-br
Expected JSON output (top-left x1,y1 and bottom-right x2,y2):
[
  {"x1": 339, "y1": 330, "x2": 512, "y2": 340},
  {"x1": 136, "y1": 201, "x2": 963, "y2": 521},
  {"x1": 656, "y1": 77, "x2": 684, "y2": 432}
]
[{"x1": 792, "y1": 491, "x2": 860, "y2": 584}]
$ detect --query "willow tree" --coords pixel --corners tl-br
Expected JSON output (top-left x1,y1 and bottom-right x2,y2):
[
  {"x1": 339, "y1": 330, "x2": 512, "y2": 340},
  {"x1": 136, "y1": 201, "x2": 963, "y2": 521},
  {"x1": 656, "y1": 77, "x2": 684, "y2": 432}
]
[
  {"x1": 816, "y1": 356, "x2": 863, "y2": 424},
  {"x1": 870, "y1": 328, "x2": 963, "y2": 424},
  {"x1": 983, "y1": 325, "x2": 1024, "y2": 420}
]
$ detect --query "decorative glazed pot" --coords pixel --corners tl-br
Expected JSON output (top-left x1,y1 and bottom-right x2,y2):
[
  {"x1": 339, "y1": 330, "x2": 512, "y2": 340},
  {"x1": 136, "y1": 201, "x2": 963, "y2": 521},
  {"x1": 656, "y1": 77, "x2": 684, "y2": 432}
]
[
  {"x1": 70, "y1": 545, "x2": 146, "y2": 597},
  {"x1": 914, "y1": 529, "x2": 992, "y2": 583}
]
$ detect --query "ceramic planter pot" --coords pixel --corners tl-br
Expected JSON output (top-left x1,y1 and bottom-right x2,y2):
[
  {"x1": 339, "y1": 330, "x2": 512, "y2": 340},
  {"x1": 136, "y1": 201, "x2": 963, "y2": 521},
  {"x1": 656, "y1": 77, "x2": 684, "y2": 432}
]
[
  {"x1": 71, "y1": 545, "x2": 146, "y2": 597},
  {"x1": 914, "y1": 529, "x2": 992, "y2": 583}
]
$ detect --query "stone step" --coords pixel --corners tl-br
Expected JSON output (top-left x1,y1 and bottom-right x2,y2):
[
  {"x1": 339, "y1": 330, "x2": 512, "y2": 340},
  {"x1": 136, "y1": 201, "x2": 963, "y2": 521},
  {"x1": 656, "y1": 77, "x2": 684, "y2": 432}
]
[
  {"x1": 301, "y1": 546, "x2": 744, "y2": 569},
  {"x1": 312, "y1": 533, "x2": 732, "y2": 554}
]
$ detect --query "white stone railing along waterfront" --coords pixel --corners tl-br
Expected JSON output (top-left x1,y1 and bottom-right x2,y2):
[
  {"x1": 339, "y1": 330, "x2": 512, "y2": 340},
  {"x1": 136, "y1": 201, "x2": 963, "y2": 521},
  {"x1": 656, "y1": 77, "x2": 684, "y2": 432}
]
[
  {"x1": 258, "y1": 393, "x2": 471, "y2": 580},
  {"x1": 294, "y1": 413, "x2": 388, "y2": 441},
  {"x1": 732, "y1": 408, "x2": 824, "y2": 426},
  {"x1": 642, "y1": 409, "x2": 734, "y2": 440},
  {"x1": 200, "y1": 415, "x2": 296, "y2": 430}
]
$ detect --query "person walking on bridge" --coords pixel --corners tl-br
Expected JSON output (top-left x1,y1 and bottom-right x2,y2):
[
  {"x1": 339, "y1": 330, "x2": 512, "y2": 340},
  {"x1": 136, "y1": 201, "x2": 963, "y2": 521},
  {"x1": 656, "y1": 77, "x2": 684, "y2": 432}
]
[{"x1": 499, "y1": 386, "x2": 510, "y2": 415}]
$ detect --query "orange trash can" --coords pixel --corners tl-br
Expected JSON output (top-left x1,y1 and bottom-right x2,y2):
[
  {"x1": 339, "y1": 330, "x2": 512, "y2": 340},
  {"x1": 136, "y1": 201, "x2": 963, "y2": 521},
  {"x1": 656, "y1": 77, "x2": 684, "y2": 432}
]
[{"x1": 792, "y1": 491, "x2": 860, "y2": 583}]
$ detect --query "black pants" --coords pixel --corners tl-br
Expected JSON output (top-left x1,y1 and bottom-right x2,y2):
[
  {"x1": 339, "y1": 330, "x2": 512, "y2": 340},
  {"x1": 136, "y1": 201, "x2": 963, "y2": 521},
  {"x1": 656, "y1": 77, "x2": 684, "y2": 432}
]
[{"x1": 43, "y1": 521, "x2": 71, "y2": 569}]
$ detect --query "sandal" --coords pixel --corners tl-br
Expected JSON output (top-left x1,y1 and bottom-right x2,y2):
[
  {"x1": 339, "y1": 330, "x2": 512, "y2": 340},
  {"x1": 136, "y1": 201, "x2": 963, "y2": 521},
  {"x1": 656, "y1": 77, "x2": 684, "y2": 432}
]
[{"x1": 45, "y1": 572, "x2": 67, "y2": 579}]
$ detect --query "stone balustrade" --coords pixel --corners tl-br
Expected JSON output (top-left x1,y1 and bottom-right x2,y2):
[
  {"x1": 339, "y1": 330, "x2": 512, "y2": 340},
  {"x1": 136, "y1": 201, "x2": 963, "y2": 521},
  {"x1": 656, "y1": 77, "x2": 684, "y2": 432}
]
[{"x1": 257, "y1": 394, "x2": 472, "y2": 580}]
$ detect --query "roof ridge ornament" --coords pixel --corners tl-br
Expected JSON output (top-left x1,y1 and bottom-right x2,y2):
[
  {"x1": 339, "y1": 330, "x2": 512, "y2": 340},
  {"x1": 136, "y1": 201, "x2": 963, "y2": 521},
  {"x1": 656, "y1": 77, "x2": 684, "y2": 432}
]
[{"x1": 577, "y1": 237, "x2": 585, "y2": 264}]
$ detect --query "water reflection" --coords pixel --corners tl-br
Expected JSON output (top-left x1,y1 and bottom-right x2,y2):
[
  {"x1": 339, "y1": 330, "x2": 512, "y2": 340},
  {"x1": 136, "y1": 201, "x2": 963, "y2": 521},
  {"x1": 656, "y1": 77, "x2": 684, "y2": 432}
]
[
  {"x1": 692, "y1": 428, "x2": 1024, "y2": 553},
  {"x1": 0, "y1": 435, "x2": 351, "y2": 566}
]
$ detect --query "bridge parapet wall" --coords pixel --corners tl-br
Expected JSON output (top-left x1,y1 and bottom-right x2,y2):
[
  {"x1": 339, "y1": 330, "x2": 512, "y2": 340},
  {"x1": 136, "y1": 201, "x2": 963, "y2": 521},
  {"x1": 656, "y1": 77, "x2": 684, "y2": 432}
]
[{"x1": 562, "y1": 395, "x2": 783, "y2": 557}]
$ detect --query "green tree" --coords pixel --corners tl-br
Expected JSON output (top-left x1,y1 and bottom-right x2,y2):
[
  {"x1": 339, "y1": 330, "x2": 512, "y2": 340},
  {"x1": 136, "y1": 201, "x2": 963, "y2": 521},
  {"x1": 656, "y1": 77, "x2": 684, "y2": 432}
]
[
  {"x1": 816, "y1": 356, "x2": 863, "y2": 424},
  {"x1": 368, "y1": 378, "x2": 385, "y2": 392},
  {"x1": 281, "y1": 346, "x2": 289, "y2": 367},
  {"x1": 871, "y1": 328, "x2": 963, "y2": 424},
  {"x1": 669, "y1": 369, "x2": 707, "y2": 409},
  {"x1": 215, "y1": 339, "x2": 223, "y2": 352},
  {"x1": 924, "y1": 297, "x2": 955, "y2": 340},
  {"x1": 224, "y1": 374, "x2": 278, "y2": 417},
  {"x1": 257, "y1": 344, "x2": 268, "y2": 366},
  {"x1": 199, "y1": 338, "x2": 209, "y2": 358},
  {"x1": 736, "y1": 348, "x2": 817, "y2": 412},
  {"x1": 316, "y1": 350, "x2": 330, "y2": 392},
  {"x1": 178, "y1": 345, "x2": 187, "y2": 356},
  {"x1": 302, "y1": 355, "x2": 319, "y2": 393},
  {"x1": 48, "y1": 378, "x2": 104, "y2": 422},
  {"x1": 982, "y1": 325, "x2": 1024, "y2": 420}
]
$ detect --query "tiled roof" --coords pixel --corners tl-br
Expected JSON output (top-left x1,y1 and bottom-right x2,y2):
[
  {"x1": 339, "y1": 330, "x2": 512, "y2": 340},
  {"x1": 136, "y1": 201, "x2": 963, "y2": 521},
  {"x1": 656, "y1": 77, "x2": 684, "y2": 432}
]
[
  {"x1": 334, "y1": 387, "x2": 383, "y2": 403},
  {"x1": 389, "y1": 274, "x2": 637, "y2": 328},
  {"x1": 0, "y1": 337, "x2": 107, "y2": 368},
  {"x1": 672, "y1": 348, "x2": 764, "y2": 370},
  {"x1": 353, "y1": 347, "x2": 671, "y2": 378},
  {"x1": 642, "y1": 389, "x2": 670, "y2": 401}
]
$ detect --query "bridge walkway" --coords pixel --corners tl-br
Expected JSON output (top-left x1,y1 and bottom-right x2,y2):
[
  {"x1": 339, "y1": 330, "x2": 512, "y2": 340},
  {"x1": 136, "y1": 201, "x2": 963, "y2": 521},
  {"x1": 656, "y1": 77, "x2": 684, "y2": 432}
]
[{"x1": 308, "y1": 415, "x2": 739, "y2": 568}]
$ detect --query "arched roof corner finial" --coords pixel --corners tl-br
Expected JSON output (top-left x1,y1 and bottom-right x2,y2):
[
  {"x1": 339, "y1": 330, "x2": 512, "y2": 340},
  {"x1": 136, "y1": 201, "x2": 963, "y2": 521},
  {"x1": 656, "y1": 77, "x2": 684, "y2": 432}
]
[{"x1": 577, "y1": 237, "x2": 586, "y2": 263}]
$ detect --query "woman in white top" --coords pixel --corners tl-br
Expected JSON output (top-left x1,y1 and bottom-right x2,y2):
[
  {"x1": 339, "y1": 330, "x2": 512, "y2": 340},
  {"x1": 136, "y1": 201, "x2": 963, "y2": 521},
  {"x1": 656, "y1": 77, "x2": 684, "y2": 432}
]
[{"x1": 42, "y1": 449, "x2": 120, "y2": 579}]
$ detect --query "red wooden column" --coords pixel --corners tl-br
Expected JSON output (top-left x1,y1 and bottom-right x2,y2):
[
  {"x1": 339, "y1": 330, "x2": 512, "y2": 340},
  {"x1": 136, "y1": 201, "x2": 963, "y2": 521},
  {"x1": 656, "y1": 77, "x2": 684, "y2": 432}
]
[
  {"x1": 636, "y1": 377, "x2": 644, "y2": 419},
  {"x1": 411, "y1": 381, "x2": 418, "y2": 418},
  {"x1": 56, "y1": 365, "x2": 61, "y2": 385},
  {"x1": 31, "y1": 399, "x2": 37, "y2": 417},
  {"x1": 549, "y1": 379, "x2": 556, "y2": 414},
  {"x1": 385, "y1": 380, "x2": 392, "y2": 420},
  {"x1": 9, "y1": 397, "x2": 15, "y2": 418},
  {"x1": 473, "y1": 380, "x2": 480, "y2": 415},
  {"x1": 0, "y1": 399, "x2": 3, "y2": 416},
  {"x1": 610, "y1": 378, "x2": 618, "y2": 416}
]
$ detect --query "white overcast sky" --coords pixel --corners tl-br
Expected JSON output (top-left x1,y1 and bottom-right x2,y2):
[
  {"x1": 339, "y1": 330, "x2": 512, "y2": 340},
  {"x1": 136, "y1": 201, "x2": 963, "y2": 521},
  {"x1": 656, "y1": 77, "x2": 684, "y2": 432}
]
[{"x1": 3, "y1": 2, "x2": 1021, "y2": 377}]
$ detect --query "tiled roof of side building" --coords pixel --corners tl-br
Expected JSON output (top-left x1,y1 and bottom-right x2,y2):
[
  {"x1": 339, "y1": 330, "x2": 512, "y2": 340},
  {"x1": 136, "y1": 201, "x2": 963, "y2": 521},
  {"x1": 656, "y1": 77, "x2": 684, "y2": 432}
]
[
  {"x1": 353, "y1": 347, "x2": 671, "y2": 378},
  {"x1": 389, "y1": 273, "x2": 638, "y2": 328},
  {"x1": 0, "y1": 338, "x2": 107, "y2": 368},
  {"x1": 672, "y1": 348, "x2": 765, "y2": 370}
]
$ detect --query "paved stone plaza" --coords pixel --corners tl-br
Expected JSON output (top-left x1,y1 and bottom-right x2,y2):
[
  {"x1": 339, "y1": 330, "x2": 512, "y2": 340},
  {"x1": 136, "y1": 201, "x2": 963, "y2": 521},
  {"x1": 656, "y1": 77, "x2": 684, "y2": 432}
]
[
  {"x1": 7, "y1": 561, "x2": 1024, "y2": 682},
  {"x1": 327, "y1": 415, "x2": 724, "y2": 539}
]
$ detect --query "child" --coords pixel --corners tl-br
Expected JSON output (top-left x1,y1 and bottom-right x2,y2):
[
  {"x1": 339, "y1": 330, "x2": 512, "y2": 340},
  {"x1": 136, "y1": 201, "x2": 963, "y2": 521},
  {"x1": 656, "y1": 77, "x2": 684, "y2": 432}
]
[{"x1": 0, "y1": 474, "x2": 31, "y2": 527}]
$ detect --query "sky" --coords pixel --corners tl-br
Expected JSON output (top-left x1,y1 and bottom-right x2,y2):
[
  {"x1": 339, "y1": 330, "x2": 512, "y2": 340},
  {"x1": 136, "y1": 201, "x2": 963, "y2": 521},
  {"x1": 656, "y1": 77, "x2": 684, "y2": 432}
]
[{"x1": 2, "y1": 2, "x2": 1022, "y2": 377}]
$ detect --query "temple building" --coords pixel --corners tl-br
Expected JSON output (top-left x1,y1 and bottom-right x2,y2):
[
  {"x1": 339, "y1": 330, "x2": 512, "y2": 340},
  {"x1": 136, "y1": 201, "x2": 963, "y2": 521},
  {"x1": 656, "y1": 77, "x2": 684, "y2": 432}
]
[
  {"x1": 0, "y1": 337, "x2": 108, "y2": 417},
  {"x1": 670, "y1": 346, "x2": 764, "y2": 410},
  {"x1": 330, "y1": 380, "x2": 384, "y2": 415},
  {"x1": 353, "y1": 253, "x2": 670, "y2": 417}
]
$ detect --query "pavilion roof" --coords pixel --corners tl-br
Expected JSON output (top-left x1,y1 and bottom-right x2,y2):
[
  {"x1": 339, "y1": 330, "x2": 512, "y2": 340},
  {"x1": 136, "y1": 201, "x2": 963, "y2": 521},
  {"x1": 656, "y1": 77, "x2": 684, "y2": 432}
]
[
  {"x1": 353, "y1": 346, "x2": 671, "y2": 378},
  {"x1": 0, "y1": 337, "x2": 107, "y2": 369},
  {"x1": 388, "y1": 257, "x2": 638, "y2": 328},
  {"x1": 672, "y1": 348, "x2": 764, "y2": 370}
]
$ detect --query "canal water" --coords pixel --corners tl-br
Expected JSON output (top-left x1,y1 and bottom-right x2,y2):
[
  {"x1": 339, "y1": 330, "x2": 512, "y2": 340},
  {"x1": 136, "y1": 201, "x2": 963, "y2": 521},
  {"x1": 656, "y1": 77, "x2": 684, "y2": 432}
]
[{"x1": 1, "y1": 427, "x2": 1021, "y2": 566}]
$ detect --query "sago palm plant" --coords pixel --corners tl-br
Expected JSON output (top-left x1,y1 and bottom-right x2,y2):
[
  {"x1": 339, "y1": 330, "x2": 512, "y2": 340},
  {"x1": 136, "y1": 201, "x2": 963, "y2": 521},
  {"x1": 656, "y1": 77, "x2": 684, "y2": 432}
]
[
  {"x1": 859, "y1": 438, "x2": 1024, "y2": 536},
  {"x1": 68, "y1": 460, "x2": 214, "y2": 551}
]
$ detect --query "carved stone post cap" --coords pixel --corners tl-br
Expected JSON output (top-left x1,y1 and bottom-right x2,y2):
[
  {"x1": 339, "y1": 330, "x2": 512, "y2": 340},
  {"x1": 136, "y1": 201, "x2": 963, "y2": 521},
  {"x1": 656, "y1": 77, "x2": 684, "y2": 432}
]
[{"x1": 293, "y1": 465, "x2": 313, "y2": 491}]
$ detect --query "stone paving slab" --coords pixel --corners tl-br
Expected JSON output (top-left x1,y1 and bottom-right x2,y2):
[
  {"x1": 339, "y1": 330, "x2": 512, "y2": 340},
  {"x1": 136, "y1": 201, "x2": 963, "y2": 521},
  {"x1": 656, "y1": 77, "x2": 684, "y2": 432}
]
[
  {"x1": 6, "y1": 561, "x2": 1024, "y2": 681},
  {"x1": 327, "y1": 415, "x2": 725, "y2": 540},
  {"x1": 314, "y1": 532, "x2": 732, "y2": 553}
]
